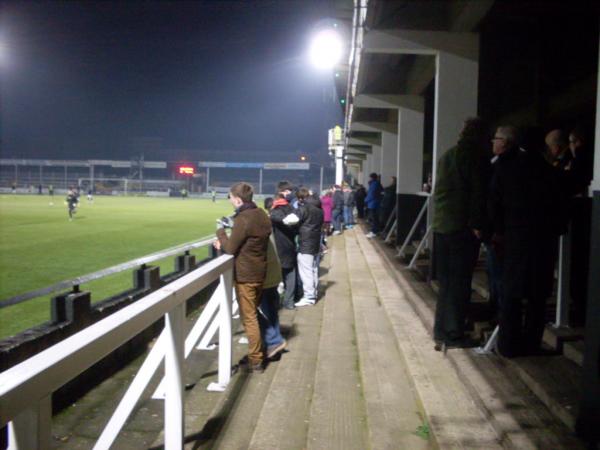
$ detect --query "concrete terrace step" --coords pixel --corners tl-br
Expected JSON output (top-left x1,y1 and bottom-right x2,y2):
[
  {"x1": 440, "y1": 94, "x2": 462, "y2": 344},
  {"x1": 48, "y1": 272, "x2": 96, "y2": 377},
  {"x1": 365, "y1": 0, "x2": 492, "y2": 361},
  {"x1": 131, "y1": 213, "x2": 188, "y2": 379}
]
[
  {"x1": 344, "y1": 233, "x2": 430, "y2": 450},
  {"x1": 563, "y1": 339, "x2": 584, "y2": 367},
  {"x1": 506, "y1": 355, "x2": 582, "y2": 432},
  {"x1": 354, "y1": 231, "x2": 503, "y2": 449},
  {"x1": 247, "y1": 256, "x2": 330, "y2": 450},
  {"x1": 369, "y1": 234, "x2": 586, "y2": 449},
  {"x1": 305, "y1": 237, "x2": 368, "y2": 450}
]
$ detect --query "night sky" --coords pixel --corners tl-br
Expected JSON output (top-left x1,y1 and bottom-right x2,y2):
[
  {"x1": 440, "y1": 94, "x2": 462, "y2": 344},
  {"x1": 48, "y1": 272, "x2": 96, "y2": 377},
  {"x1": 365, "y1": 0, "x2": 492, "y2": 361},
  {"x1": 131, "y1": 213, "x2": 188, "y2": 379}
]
[{"x1": 0, "y1": 1, "x2": 344, "y2": 161}]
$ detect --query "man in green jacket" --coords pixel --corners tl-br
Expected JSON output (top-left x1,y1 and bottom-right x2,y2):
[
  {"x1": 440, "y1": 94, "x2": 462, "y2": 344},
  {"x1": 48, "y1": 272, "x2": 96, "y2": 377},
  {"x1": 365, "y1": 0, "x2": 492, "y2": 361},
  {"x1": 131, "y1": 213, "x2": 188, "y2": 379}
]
[
  {"x1": 214, "y1": 182, "x2": 272, "y2": 372},
  {"x1": 432, "y1": 117, "x2": 487, "y2": 350}
]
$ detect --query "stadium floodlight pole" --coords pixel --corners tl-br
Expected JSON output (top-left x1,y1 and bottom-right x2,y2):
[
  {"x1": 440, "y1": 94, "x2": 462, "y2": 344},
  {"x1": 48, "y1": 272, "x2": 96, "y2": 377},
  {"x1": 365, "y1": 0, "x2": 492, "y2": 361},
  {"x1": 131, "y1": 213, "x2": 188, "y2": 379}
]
[
  {"x1": 335, "y1": 146, "x2": 344, "y2": 185},
  {"x1": 328, "y1": 125, "x2": 345, "y2": 186}
]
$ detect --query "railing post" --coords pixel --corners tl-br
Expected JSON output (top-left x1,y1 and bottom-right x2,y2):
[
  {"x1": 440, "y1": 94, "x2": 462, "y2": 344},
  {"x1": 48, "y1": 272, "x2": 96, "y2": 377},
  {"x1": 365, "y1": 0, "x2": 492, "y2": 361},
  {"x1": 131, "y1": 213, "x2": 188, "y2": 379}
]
[
  {"x1": 51, "y1": 289, "x2": 92, "y2": 328},
  {"x1": 164, "y1": 303, "x2": 185, "y2": 449},
  {"x1": 207, "y1": 269, "x2": 233, "y2": 391},
  {"x1": 8, "y1": 395, "x2": 51, "y2": 450},
  {"x1": 219, "y1": 270, "x2": 233, "y2": 386},
  {"x1": 175, "y1": 252, "x2": 196, "y2": 273},
  {"x1": 555, "y1": 229, "x2": 571, "y2": 328},
  {"x1": 397, "y1": 196, "x2": 429, "y2": 258},
  {"x1": 133, "y1": 265, "x2": 160, "y2": 292}
]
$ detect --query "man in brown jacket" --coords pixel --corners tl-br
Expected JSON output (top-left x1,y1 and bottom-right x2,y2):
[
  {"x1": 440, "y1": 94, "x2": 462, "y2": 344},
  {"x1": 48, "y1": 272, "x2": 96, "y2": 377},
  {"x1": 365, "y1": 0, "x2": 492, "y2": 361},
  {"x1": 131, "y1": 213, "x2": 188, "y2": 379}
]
[{"x1": 214, "y1": 182, "x2": 272, "y2": 372}]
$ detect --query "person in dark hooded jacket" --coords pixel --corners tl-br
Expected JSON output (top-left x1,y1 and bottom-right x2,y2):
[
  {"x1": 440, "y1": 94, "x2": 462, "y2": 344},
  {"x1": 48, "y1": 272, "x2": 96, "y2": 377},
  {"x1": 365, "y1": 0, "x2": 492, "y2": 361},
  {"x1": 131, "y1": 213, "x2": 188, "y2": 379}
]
[
  {"x1": 268, "y1": 194, "x2": 299, "y2": 310},
  {"x1": 331, "y1": 185, "x2": 344, "y2": 234},
  {"x1": 294, "y1": 187, "x2": 324, "y2": 306}
]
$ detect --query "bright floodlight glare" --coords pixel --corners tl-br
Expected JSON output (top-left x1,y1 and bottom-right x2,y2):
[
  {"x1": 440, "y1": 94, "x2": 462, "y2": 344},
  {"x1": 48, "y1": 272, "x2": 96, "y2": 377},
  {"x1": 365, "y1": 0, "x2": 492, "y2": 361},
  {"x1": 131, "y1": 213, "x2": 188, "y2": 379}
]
[{"x1": 309, "y1": 29, "x2": 342, "y2": 70}]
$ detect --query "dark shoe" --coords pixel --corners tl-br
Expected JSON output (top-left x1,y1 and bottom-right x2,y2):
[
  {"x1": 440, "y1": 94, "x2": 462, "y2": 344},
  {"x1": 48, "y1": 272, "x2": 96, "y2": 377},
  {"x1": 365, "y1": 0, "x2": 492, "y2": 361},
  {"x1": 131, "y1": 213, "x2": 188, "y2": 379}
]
[
  {"x1": 267, "y1": 340, "x2": 287, "y2": 359},
  {"x1": 434, "y1": 338, "x2": 479, "y2": 352},
  {"x1": 247, "y1": 362, "x2": 264, "y2": 374}
]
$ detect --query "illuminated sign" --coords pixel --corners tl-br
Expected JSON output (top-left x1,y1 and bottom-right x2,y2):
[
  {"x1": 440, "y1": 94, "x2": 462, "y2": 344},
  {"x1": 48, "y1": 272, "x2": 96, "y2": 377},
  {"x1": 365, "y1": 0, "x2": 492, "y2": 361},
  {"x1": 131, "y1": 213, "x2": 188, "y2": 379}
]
[{"x1": 179, "y1": 166, "x2": 195, "y2": 175}]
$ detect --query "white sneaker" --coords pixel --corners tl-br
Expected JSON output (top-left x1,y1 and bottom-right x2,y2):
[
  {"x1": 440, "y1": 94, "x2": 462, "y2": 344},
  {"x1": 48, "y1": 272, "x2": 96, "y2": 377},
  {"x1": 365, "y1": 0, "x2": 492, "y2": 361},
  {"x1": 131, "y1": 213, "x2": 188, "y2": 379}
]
[
  {"x1": 332, "y1": 230, "x2": 341, "y2": 235},
  {"x1": 366, "y1": 232, "x2": 376, "y2": 238},
  {"x1": 295, "y1": 298, "x2": 315, "y2": 307}
]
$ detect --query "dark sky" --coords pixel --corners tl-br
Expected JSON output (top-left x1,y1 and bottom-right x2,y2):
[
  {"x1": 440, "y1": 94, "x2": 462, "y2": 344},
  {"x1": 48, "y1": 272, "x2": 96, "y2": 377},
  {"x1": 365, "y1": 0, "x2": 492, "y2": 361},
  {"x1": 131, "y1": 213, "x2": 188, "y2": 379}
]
[{"x1": 0, "y1": 1, "x2": 344, "y2": 162}]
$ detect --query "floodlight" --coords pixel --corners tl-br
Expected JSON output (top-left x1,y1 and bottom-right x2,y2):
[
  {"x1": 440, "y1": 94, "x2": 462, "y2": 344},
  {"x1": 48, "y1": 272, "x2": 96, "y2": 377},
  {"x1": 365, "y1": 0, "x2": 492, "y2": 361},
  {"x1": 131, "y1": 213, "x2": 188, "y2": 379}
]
[{"x1": 309, "y1": 29, "x2": 343, "y2": 70}]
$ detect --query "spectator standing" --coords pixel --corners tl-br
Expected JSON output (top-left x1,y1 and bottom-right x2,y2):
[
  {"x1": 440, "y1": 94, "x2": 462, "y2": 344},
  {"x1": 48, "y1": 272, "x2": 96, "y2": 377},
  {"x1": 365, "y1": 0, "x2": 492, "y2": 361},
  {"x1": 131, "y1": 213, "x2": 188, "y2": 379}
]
[
  {"x1": 489, "y1": 127, "x2": 566, "y2": 357},
  {"x1": 364, "y1": 173, "x2": 383, "y2": 238},
  {"x1": 355, "y1": 184, "x2": 366, "y2": 218},
  {"x1": 269, "y1": 193, "x2": 300, "y2": 310},
  {"x1": 277, "y1": 181, "x2": 297, "y2": 207},
  {"x1": 545, "y1": 129, "x2": 572, "y2": 170},
  {"x1": 432, "y1": 118, "x2": 487, "y2": 350},
  {"x1": 305, "y1": 190, "x2": 322, "y2": 209},
  {"x1": 343, "y1": 184, "x2": 356, "y2": 229},
  {"x1": 48, "y1": 184, "x2": 54, "y2": 205},
  {"x1": 320, "y1": 190, "x2": 333, "y2": 235},
  {"x1": 380, "y1": 176, "x2": 397, "y2": 227},
  {"x1": 214, "y1": 182, "x2": 272, "y2": 372},
  {"x1": 258, "y1": 231, "x2": 287, "y2": 359},
  {"x1": 481, "y1": 127, "x2": 514, "y2": 320},
  {"x1": 295, "y1": 187, "x2": 324, "y2": 307},
  {"x1": 331, "y1": 185, "x2": 344, "y2": 235},
  {"x1": 564, "y1": 127, "x2": 593, "y2": 326}
]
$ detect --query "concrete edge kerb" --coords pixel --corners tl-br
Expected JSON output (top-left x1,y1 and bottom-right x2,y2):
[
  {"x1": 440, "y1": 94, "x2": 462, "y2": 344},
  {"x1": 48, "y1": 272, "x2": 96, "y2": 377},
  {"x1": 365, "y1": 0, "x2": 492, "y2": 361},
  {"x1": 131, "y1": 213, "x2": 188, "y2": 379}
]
[
  {"x1": 343, "y1": 232, "x2": 437, "y2": 449},
  {"x1": 353, "y1": 233, "x2": 452, "y2": 448},
  {"x1": 363, "y1": 233, "x2": 540, "y2": 450}
]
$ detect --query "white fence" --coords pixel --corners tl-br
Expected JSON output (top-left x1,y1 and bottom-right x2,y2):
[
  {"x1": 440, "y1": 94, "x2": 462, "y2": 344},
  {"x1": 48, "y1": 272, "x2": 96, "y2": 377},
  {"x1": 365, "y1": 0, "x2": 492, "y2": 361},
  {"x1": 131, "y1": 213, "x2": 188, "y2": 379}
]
[{"x1": 0, "y1": 254, "x2": 235, "y2": 450}]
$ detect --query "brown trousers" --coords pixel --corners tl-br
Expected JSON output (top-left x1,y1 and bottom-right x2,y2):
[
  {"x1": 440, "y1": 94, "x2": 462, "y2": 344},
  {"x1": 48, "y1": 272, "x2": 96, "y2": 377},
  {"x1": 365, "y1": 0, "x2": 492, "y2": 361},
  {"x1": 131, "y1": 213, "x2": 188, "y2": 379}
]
[{"x1": 235, "y1": 282, "x2": 264, "y2": 365}]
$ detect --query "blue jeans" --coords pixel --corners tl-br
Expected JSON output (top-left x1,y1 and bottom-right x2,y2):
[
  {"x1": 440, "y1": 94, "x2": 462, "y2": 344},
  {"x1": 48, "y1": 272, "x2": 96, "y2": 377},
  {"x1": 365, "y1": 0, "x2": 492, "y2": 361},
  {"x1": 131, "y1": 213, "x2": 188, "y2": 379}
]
[
  {"x1": 332, "y1": 209, "x2": 343, "y2": 231},
  {"x1": 343, "y1": 206, "x2": 354, "y2": 226},
  {"x1": 484, "y1": 243, "x2": 502, "y2": 318},
  {"x1": 258, "y1": 287, "x2": 284, "y2": 348}
]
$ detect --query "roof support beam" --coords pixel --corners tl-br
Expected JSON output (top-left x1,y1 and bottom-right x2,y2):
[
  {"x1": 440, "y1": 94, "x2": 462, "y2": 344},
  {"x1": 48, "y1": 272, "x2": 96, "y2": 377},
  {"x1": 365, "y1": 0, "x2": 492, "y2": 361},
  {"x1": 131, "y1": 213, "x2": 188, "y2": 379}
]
[
  {"x1": 348, "y1": 136, "x2": 380, "y2": 147},
  {"x1": 351, "y1": 121, "x2": 397, "y2": 134},
  {"x1": 354, "y1": 94, "x2": 424, "y2": 112},
  {"x1": 363, "y1": 29, "x2": 478, "y2": 61}
]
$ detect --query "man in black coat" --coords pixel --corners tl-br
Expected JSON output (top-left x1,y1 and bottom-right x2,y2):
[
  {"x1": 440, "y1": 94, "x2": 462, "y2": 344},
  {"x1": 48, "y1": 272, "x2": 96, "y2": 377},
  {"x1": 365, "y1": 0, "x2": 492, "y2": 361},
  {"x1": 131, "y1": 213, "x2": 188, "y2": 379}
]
[
  {"x1": 380, "y1": 176, "x2": 397, "y2": 227},
  {"x1": 355, "y1": 185, "x2": 366, "y2": 219},
  {"x1": 295, "y1": 187, "x2": 324, "y2": 306},
  {"x1": 331, "y1": 185, "x2": 345, "y2": 234},
  {"x1": 489, "y1": 126, "x2": 566, "y2": 357},
  {"x1": 268, "y1": 194, "x2": 299, "y2": 310}
]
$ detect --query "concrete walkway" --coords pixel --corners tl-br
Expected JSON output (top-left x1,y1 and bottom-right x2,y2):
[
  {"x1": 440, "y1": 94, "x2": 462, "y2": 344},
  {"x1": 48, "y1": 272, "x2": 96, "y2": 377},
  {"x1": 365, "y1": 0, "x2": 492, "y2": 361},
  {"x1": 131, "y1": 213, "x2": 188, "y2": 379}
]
[{"x1": 50, "y1": 228, "x2": 582, "y2": 449}]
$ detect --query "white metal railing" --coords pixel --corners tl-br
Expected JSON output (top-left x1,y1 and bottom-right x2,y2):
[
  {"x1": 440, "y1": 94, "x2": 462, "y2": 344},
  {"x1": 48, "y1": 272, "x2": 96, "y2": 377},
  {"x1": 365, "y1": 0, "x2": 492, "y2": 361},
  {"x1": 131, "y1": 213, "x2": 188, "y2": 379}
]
[
  {"x1": 396, "y1": 194, "x2": 431, "y2": 270},
  {"x1": 0, "y1": 254, "x2": 235, "y2": 450},
  {"x1": 1, "y1": 235, "x2": 216, "y2": 309}
]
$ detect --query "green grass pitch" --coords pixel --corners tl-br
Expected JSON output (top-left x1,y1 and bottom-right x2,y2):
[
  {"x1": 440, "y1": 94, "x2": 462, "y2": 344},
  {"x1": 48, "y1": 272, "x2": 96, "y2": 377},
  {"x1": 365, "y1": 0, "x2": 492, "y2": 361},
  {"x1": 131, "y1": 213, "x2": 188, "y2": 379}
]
[{"x1": 0, "y1": 195, "x2": 234, "y2": 339}]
